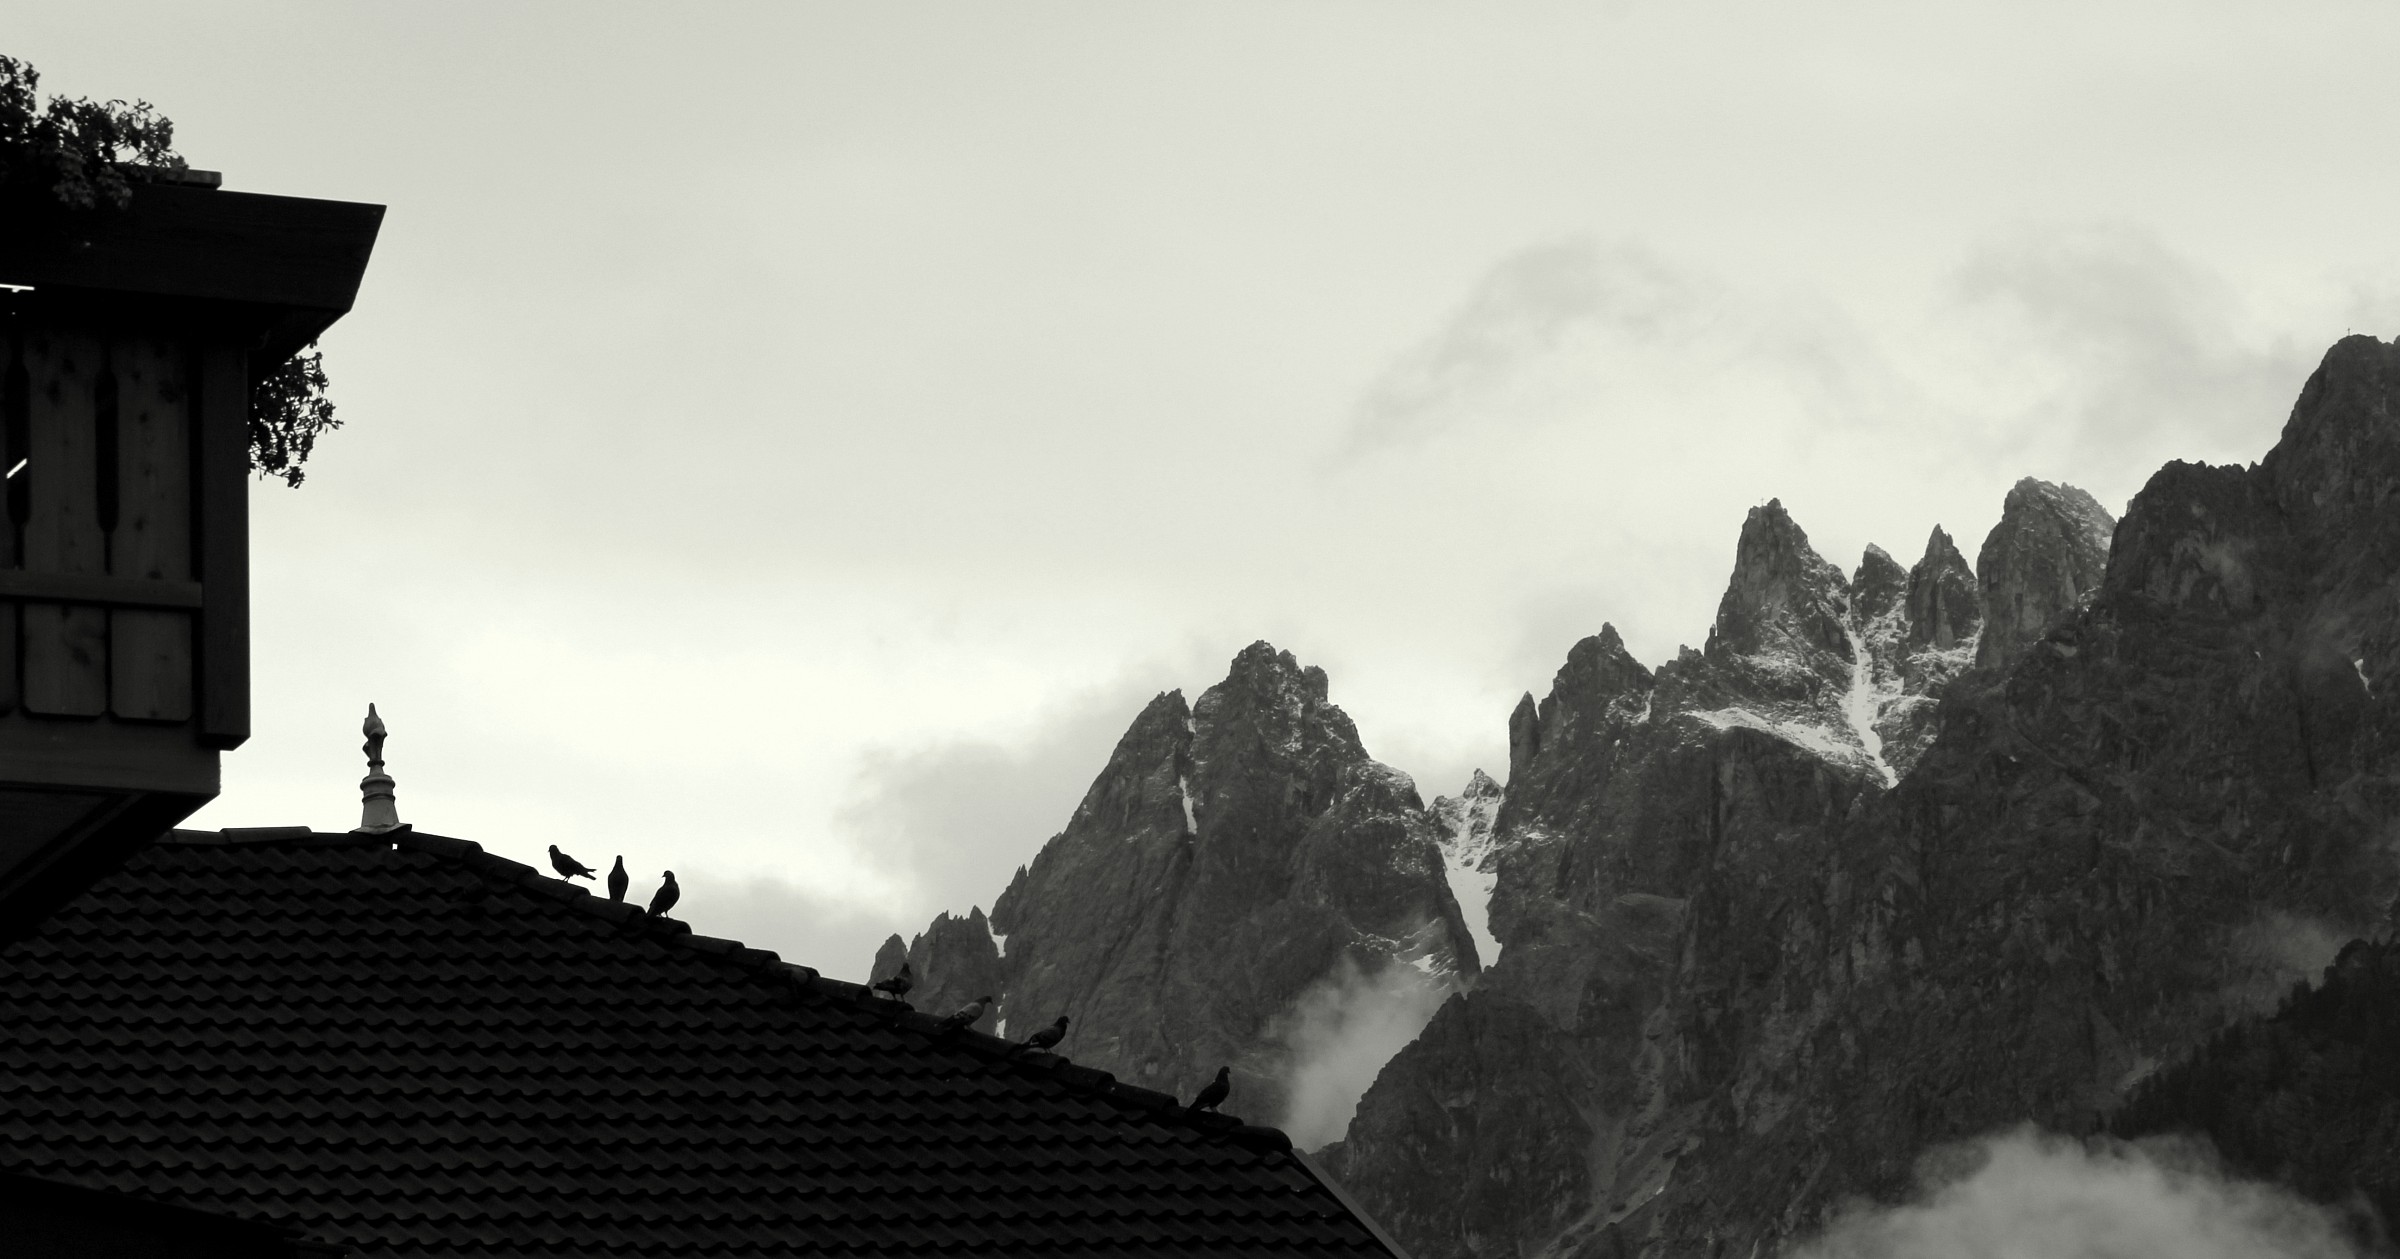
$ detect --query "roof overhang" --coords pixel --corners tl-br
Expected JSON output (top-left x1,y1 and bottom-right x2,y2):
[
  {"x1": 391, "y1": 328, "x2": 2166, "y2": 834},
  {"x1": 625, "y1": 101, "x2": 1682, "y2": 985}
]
[{"x1": 0, "y1": 182, "x2": 385, "y2": 370}]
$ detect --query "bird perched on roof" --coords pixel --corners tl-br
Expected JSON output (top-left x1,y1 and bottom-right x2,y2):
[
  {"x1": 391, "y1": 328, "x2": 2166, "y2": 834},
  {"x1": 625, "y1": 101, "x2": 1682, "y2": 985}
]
[
  {"x1": 647, "y1": 870, "x2": 680, "y2": 918},
  {"x1": 549, "y1": 846, "x2": 596, "y2": 882},
  {"x1": 871, "y1": 962, "x2": 914, "y2": 1000},
  {"x1": 1020, "y1": 1015, "x2": 1069, "y2": 1053},
  {"x1": 1191, "y1": 1066, "x2": 1231, "y2": 1113},
  {"x1": 606, "y1": 856, "x2": 628, "y2": 903},
  {"x1": 939, "y1": 995, "x2": 992, "y2": 1033}
]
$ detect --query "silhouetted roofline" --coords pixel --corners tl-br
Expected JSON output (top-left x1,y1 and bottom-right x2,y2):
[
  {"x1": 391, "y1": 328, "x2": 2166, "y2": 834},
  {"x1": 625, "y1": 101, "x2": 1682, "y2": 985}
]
[
  {"x1": 0, "y1": 1168, "x2": 348, "y2": 1258},
  {"x1": 164, "y1": 824, "x2": 1339, "y2": 1165}
]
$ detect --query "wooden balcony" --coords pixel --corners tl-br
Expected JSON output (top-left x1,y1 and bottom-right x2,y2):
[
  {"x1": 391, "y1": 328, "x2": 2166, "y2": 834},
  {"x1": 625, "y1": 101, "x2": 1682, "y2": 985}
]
[{"x1": 0, "y1": 180, "x2": 381, "y2": 936}]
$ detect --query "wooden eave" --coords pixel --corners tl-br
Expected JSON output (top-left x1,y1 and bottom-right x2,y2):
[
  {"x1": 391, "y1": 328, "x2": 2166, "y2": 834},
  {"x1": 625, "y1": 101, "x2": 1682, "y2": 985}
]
[{"x1": 0, "y1": 183, "x2": 384, "y2": 367}]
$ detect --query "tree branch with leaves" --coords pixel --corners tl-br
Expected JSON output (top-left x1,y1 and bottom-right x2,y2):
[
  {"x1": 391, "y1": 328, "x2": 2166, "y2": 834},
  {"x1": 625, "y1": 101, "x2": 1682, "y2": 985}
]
[{"x1": 2, "y1": 54, "x2": 342, "y2": 486}]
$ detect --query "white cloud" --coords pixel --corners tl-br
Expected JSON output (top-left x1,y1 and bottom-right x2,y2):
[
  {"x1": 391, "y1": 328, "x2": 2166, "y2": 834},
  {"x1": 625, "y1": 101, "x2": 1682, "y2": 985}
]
[
  {"x1": 1793, "y1": 1127, "x2": 2365, "y2": 1259},
  {"x1": 832, "y1": 675, "x2": 1163, "y2": 928},
  {"x1": 1339, "y1": 240, "x2": 1716, "y2": 460},
  {"x1": 1267, "y1": 956, "x2": 1452, "y2": 1151},
  {"x1": 1942, "y1": 223, "x2": 2316, "y2": 476}
]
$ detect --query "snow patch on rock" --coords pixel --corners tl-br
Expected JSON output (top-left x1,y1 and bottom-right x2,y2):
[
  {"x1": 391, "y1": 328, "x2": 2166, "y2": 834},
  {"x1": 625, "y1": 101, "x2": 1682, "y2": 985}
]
[
  {"x1": 1429, "y1": 771, "x2": 1506, "y2": 971},
  {"x1": 1842, "y1": 621, "x2": 1899, "y2": 788},
  {"x1": 1689, "y1": 706, "x2": 1874, "y2": 771}
]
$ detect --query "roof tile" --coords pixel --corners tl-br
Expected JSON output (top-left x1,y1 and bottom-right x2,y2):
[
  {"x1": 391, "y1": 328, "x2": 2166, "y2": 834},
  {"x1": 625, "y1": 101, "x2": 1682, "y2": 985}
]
[{"x1": 0, "y1": 831, "x2": 1397, "y2": 1257}]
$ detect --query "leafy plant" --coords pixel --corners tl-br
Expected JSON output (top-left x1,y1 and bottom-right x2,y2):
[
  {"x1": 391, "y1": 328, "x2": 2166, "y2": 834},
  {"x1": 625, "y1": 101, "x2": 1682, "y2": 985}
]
[
  {"x1": 2, "y1": 54, "x2": 338, "y2": 486},
  {"x1": 248, "y1": 346, "x2": 339, "y2": 488},
  {"x1": 0, "y1": 55, "x2": 182, "y2": 212}
]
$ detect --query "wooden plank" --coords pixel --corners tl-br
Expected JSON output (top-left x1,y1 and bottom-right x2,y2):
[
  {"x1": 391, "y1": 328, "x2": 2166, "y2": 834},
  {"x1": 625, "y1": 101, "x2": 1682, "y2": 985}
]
[
  {"x1": 110, "y1": 332, "x2": 191, "y2": 580},
  {"x1": 194, "y1": 341, "x2": 248, "y2": 749},
  {"x1": 0, "y1": 570, "x2": 200, "y2": 609},
  {"x1": 1, "y1": 328, "x2": 19, "y2": 570},
  {"x1": 20, "y1": 326, "x2": 107, "y2": 717},
  {"x1": 0, "y1": 709, "x2": 220, "y2": 794},
  {"x1": 109, "y1": 610, "x2": 190, "y2": 721},
  {"x1": 20, "y1": 608, "x2": 104, "y2": 715},
  {"x1": 18, "y1": 327, "x2": 104, "y2": 575},
  {"x1": 108, "y1": 333, "x2": 193, "y2": 722},
  {"x1": 1, "y1": 330, "x2": 18, "y2": 717}
]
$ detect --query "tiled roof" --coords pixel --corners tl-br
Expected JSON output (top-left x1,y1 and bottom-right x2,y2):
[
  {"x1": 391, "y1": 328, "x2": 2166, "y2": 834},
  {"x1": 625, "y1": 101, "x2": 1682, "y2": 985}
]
[{"x1": 0, "y1": 828, "x2": 1403, "y2": 1257}]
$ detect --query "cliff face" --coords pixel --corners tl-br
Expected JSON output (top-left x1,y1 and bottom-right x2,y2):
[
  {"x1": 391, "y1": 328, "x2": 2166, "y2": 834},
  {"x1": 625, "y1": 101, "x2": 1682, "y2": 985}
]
[
  {"x1": 1328, "y1": 336, "x2": 2400, "y2": 1258},
  {"x1": 886, "y1": 642, "x2": 1479, "y2": 1124}
]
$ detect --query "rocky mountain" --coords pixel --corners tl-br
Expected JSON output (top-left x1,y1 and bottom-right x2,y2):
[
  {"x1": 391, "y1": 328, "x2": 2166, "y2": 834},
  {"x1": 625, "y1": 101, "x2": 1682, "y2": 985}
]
[
  {"x1": 875, "y1": 641, "x2": 1480, "y2": 1126},
  {"x1": 1323, "y1": 335, "x2": 2400, "y2": 1257}
]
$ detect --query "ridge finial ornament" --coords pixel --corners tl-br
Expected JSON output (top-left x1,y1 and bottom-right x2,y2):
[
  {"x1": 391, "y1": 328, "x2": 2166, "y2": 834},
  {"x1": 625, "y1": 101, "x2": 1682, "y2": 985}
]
[{"x1": 355, "y1": 703, "x2": 402, "y2": 834}]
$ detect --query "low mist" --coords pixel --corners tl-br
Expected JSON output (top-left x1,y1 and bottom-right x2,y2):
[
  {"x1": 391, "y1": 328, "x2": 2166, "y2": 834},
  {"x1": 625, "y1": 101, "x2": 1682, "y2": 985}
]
[
  {"x1": 1792, "y1": 1126, "x2": 2369, "y2": 1259},
  {"x1": 2223, "y1": 911, "x2": 2351, "y2": 1018},
  {"x1": 1268, "y1": 956, "x2": 1452, "y2": 1151}
]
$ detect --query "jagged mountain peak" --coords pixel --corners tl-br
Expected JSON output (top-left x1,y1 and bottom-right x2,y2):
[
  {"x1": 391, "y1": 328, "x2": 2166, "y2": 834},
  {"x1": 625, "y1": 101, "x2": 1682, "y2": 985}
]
[
  {"x1": 870, "y1": 934, "x2": 907, "y2": 984},
  {"x1": 895, "y1": 640, "x2": 1478, "y2": 1132},
  {"x1": 1507, "y1": 691, "x2": 1541, "y2": 786},
  {"x1": 2259, "y1": 334, "x2": 2400, "y2": 526},
  {"x1": 1907, "y1": 525, "x2": 1980, "y2": 652},
  {"x1": 1460, "y1": 768, "x2": 1502, "y2": 800},
  {"x1": 1707, "y1": 499, "x2": 1852, "y2": 666},
  {"x1": 1555, "y1": 623, "x2": 1656, "y2": 706},
  {"x1": 1851, "y1": 544, "x2": 1908, "y2": 623},
  {"x1": 1060, "y1": 687, "x2": 1192, "y2": 841},
  {"x1": 1975, "y1": 477, "x2": 2115, "y2": 670},
  {"x1": 1194, "y1": 640, "x2": 1363, "y2": 763},
  {"x1": 1217, "y1": 639, "x2": 1333, "y2": 704}
]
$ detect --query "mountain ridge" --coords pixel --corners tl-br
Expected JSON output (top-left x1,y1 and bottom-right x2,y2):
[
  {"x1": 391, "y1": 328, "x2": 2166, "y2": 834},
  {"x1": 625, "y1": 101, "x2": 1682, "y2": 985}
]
[{"x1": 880, "y1": 333, "x2": 2400, "y2": 1258}]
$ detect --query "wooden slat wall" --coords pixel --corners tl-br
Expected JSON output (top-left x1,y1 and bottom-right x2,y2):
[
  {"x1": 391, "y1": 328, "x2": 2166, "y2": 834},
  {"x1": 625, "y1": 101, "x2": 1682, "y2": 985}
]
[
  {"x1": 0, "y1": 322, "x2": 204, "y2": 728},
  {"x1": 108, "y1": 334, "x2": 193, "y2": 722},
  {"x1": 19, "y1": 327, "x2": 107, "y2": 717},
  {"x1": 0, "y1": 332, "x2": 20, "y2": 717}
]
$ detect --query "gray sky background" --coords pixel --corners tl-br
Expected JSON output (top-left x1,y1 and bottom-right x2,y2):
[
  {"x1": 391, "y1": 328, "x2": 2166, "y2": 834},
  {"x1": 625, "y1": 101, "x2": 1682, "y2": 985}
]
[{"x1": 12, "y1": 3, "x2": 2400, "y2": 978}]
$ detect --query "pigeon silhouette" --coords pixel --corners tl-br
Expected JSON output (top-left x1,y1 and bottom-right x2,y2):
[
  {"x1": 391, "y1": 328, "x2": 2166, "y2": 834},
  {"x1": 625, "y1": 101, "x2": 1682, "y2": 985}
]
[
  {"x1": 549, "y1": 846, "x2": 596, "y2": 881},
  {"x1": 647, "y1": 870, "x2": 680, "y2": 918},
  {"x1": 607, "y1": 856, "x2": 628, "y2": 903},
  {"x1": 939, "y1": 995, "x2": 992, "y2": 1033},
  {"x1": 1191, "y1": 1065, "x2": 1231, "y2": 1113},
  {"x1": 872, "y1": 961, "x2": 914, "y2": 1000},
  {"x1": 1021, "y1": 1015, "x2": 1069, "y2": 1052}
]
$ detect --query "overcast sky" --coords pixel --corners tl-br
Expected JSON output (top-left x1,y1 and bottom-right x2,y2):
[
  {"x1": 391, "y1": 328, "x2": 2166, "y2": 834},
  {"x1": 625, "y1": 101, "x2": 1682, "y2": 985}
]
[{"x1": 13, "y1": 4, "x2": 2399, "y2": 978}]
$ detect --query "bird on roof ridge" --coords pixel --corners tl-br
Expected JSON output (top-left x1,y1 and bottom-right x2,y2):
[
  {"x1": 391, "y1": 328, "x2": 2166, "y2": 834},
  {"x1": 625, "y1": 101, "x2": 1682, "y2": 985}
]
[
  {"x1": 1020, "y1": 1015, "x2": 1068, "y2": 1053},
  {"x1": 939, "y1": 995, "x2": 991, "y2": 1033},
  {"x1": 872, "y1": 961, "x2": 914, "y2": 1000},
  {"x1": 353, "y1": 704, "x2": 402, "y2": 835},
  {"x1": 1190, "y1": 1066, "x2": 1231, "y2": 1114},
  {"x1": 606, "y1": 856, "x2": 628, "y2": 903},
  {"x1": 648, "y1": 870, "x2": 680, "y2": 918},
  {"x1": 549, "y1": 846, "x2": 596, "y2": 882}
]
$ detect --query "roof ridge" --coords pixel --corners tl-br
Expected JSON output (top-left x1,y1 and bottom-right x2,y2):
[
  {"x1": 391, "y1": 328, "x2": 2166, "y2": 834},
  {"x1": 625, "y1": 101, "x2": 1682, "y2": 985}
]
[{"x1": 329, "y1": 829, "x2": 1303, "y2": 1157}]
